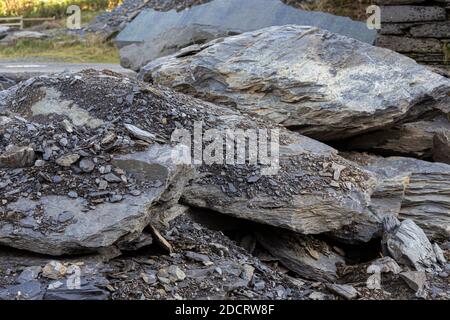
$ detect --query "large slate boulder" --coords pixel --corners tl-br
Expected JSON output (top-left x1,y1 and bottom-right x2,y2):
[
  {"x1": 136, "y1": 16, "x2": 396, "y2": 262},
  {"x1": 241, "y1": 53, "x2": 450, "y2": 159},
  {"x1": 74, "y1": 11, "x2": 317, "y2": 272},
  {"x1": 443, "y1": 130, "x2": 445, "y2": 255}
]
[
  {"x1": 118, "y1": 0, "x2": 376, "y2": 70},
  {"x1": 140, "y1": 25, "x2": 450, "y2": 141}
]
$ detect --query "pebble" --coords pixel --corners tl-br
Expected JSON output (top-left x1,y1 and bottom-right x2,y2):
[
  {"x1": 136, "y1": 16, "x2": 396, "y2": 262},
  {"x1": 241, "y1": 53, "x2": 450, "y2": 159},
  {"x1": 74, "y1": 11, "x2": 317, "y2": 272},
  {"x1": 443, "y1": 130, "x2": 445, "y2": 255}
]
[
  {"x1": 52, "y1": 175, "x2": 62, "y2": 184},
  {"x1": 253, "y1": 280, "x2": 266, "y2": 291},
  {"x1": 17, "y1": 266, "x2": 42, "y2": 284},
  {"x1": 42, "y1": 261, "x2": 67, "y2": 280},
  {"x1": 109, "y1": 194, "x2": 123, "y2": 203},
  {"x1": 79, "y1": 158, "x2": 95, "y2": 173},
  {"x1": 68, "y1": 191, "x2": 78, "y2": 198},
  {"x1": 34, "y1": 160, "x2": 45, "y2": 167},
  {"x1": 167, "y1": 265, "x2": 186, "y2": 282},
  {"x1": 104, "y1": 173, "x2": 122, "y2": 183},
  {"x1": 56, "y1": 153, "x2": 80, "y2": 167}
]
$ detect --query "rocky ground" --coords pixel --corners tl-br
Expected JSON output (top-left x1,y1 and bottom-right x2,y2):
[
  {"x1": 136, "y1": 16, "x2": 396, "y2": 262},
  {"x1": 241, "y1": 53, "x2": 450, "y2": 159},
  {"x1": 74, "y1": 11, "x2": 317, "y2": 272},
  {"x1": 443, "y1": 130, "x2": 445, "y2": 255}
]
[
  {"x1": 0, "y1": 69, "x2": 448, "y2": 300},
  {"x1": 1, "y1": 1, "x2": 450, "y2": 301}
]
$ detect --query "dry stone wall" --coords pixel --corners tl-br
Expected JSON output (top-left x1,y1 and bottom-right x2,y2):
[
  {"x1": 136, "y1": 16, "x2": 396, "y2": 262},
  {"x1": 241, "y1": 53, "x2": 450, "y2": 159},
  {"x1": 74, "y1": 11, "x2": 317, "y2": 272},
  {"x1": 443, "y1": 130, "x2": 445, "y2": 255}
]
[{"x1": 375, "y1": 0, "x2": 450, "y2": 73}]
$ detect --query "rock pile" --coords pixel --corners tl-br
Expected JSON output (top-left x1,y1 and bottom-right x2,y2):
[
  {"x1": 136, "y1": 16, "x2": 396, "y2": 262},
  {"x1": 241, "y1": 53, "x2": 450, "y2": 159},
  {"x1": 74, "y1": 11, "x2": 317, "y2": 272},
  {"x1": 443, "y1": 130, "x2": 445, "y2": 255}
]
[
  {"x1": 375, "y1": 0, "x2": 450, "y2": 74},
  {"x1": 0, "y1": 66, "x2": 448, "y2": 300},
  {"x1": 1, "y1": 20, "x2": 450, "y2": 299}
]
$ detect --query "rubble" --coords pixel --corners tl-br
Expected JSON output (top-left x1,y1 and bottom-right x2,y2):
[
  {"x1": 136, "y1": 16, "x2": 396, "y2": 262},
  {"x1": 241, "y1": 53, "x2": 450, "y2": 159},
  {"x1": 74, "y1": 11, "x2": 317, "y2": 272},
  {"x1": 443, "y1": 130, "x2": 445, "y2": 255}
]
[
  {"x1": 382, "y1": 217, "x2": 439, "y2": 271},
  {"x1": 0, "y1": 71, "x2": 193, "y2": 255},
  {"x1": 343, "y1": 153, "x2": 450, "y2": 240},
  {"x1": 140, "y1": 25, "x2": 450, "y2": 141}
]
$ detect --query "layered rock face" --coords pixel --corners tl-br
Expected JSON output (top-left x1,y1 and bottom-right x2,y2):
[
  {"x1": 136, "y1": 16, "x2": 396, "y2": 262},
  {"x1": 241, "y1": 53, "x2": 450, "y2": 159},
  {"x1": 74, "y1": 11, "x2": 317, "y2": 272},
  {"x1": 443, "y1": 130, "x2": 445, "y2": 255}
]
[
  {"x1": 342, "y1": 153, "x2": 450, "y2": 241},
  {"x1": 375, "y1": 0, "x2": 450, "y2": 74},
  {"x1": 140, "y1": 25, "x2": 450, "y2": 142}
]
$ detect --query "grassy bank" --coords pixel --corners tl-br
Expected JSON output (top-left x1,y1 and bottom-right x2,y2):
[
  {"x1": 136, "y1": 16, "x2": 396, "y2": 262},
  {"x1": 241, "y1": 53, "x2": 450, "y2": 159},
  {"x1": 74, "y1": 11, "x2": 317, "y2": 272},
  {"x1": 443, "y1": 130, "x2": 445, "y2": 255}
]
[
  {"x1": 0, "y1": 0, "x2": 122, "y2": 18},
  {"x1": 0, "y1": 34, "x2": 119, "y2": 63}
]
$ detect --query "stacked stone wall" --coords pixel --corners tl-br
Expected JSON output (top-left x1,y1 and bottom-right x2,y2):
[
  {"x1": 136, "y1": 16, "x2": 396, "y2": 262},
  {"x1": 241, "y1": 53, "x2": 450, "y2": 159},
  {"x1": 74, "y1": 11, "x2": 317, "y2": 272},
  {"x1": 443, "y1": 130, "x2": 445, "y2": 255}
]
[{"x1": 375, "y1": 0, "x2": 449, "y2": 72}]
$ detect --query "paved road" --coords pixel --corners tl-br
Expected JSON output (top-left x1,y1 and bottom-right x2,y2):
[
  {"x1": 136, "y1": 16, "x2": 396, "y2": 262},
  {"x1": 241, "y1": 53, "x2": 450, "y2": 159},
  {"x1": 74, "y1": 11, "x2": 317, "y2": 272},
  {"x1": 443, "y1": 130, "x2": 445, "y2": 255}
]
[{"x1": 0, "y1": 62, "x2": 136, "y2": 79}]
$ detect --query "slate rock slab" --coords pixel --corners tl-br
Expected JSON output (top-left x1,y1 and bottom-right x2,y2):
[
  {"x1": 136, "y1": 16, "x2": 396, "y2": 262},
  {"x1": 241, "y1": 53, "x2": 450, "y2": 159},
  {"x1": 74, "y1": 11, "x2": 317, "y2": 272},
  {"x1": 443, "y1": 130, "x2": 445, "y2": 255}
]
[{"x1": 141, "y1": 25, "x2": 450, "y2": 141}]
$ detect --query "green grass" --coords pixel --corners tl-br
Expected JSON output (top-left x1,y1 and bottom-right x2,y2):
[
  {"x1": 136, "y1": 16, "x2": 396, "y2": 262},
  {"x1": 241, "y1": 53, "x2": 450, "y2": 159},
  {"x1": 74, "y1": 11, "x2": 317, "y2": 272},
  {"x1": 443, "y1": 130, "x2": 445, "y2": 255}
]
[{"x1": 0, "y1": 34, "x2": 119, "y2": 63}]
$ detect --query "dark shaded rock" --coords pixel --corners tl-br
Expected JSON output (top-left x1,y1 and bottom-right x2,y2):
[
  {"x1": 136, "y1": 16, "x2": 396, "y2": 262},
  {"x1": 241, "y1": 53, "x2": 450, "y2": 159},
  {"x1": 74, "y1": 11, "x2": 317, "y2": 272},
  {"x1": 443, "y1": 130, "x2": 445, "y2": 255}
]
[{"x1": 255, "y1": 229, "x2": 345, "y2": 282}]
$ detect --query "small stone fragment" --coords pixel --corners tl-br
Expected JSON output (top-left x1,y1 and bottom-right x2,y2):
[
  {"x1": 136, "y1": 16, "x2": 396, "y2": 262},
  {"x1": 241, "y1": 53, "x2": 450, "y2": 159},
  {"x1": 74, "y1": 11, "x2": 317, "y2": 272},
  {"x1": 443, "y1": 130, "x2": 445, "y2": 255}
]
[
  {"x1": 56, "y1": 154, "x2": 80, "y2": 167},
  {"x1": 400, "y1": 271, "x2": 427, "y2": 292},
  {"x1": 42, "y1": 261, "x2": 67, "y2": 280}
]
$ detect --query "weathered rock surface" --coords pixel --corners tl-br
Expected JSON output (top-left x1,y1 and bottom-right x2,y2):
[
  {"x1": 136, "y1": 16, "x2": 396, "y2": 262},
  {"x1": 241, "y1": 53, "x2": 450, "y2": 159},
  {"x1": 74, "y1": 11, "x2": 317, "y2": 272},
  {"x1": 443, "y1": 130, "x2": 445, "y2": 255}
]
[
  {"x1": 0, "y1": 75, "x2": 16, "y2": 91},
  {"x1": 140, "y1": 25, "x2": 450, "y2": 141},
  {"x1": 434, "y1": 130, "x2": 450, "y2": 164},
  {"x1": 342, "y1": 115, "x2": 450, "y2": 162},
  {"x1": 255, "y1": 229, "x2": 345, "y2": 282},
  {"x1": 341, "y1": 153, "x2": 450, "y2": 240},
  {"x1": 383, "y1": 217, "x2": 439, "y2": 271},
  {"x1": 118, "y1": 0, "x2": 375, "y2": 70}
]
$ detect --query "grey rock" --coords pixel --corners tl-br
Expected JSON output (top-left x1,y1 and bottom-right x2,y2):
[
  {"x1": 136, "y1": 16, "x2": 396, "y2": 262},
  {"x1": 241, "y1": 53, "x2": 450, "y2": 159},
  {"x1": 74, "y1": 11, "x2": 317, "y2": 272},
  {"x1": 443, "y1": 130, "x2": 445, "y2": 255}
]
[
  {"x1": 55, "y1": 154, "x2": 80, "y2": 167},
  {"x1": 186, "y1": 251, "x2": 211, "y2": 264},
  {"x1": 103, "y1": 173, "x2": 122, "y2": 183},
  {"x1": 167, "y1": 265, "x2": 186, "y2": 282},
  {"x1": 0, "y1": 144, "x2": 191, "y2": 255},
  {"x1": 141, "y1": 25, "x2": 450, "y2": 141},
  {"x1": 79, "y1": 158, "x2": 95, "y2": 173},
  {"x1": 343, "y1": 115, "x2": 450, "y2": 162},
  {"x1": 366, "y1": 272, "x2": 382, "y2": 290},
  {"x1": 67, "y1": 191, "x2": 78, "y2": 198},
  {"x1": 383, "y1": 218, "x2": 438, "y2": 271},
  {"x1": 343, "y1": 154, "x2": 450, "y2": 240},
  {"x1": 0, "y1": 31, "x2": 48, "y2": 45},
  {"x1": 17, "y1": 266, "x2": 42, "y2": 284},
  {"x1": 400, "y1": 271, "x2": 427, "y2": 292},
  {"x1": 124, "y1": 123, "x2": 156, "y2": 143},
  {"x1": 255, "y1": 229, "x2": 344, "y2": 282},
  {"x1": 0, "y1": 146, "x2": 35, "y2": 168},
  {"x1": 433, "y1": 130, "x2": 450, "y2": 164},
  {"x1": 0, "y1": 281, "x2": 44, "y2": 300},
  {"x1": 433, "y1": 243, "x2": 447, "y2": 265},
  {"x1": 367, "y1": 257, "x2": 402, "y2": 274},
  {"x1": 43, "y1": 278, "x2": 110, "y2": 300},
  {"x1": 118, "y1": 0, "x2": 376, "y2": 70},
  {"x1": 326, "y1": 283, "x2": 359, "y2": 300}
]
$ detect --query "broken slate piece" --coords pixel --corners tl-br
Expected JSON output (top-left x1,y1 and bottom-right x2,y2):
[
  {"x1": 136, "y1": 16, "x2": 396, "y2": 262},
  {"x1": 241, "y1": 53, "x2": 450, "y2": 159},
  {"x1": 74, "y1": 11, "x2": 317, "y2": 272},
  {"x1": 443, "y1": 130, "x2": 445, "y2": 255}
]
[{"x1": 400, "y1": 271, "x2": 427, "y2": 292}]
